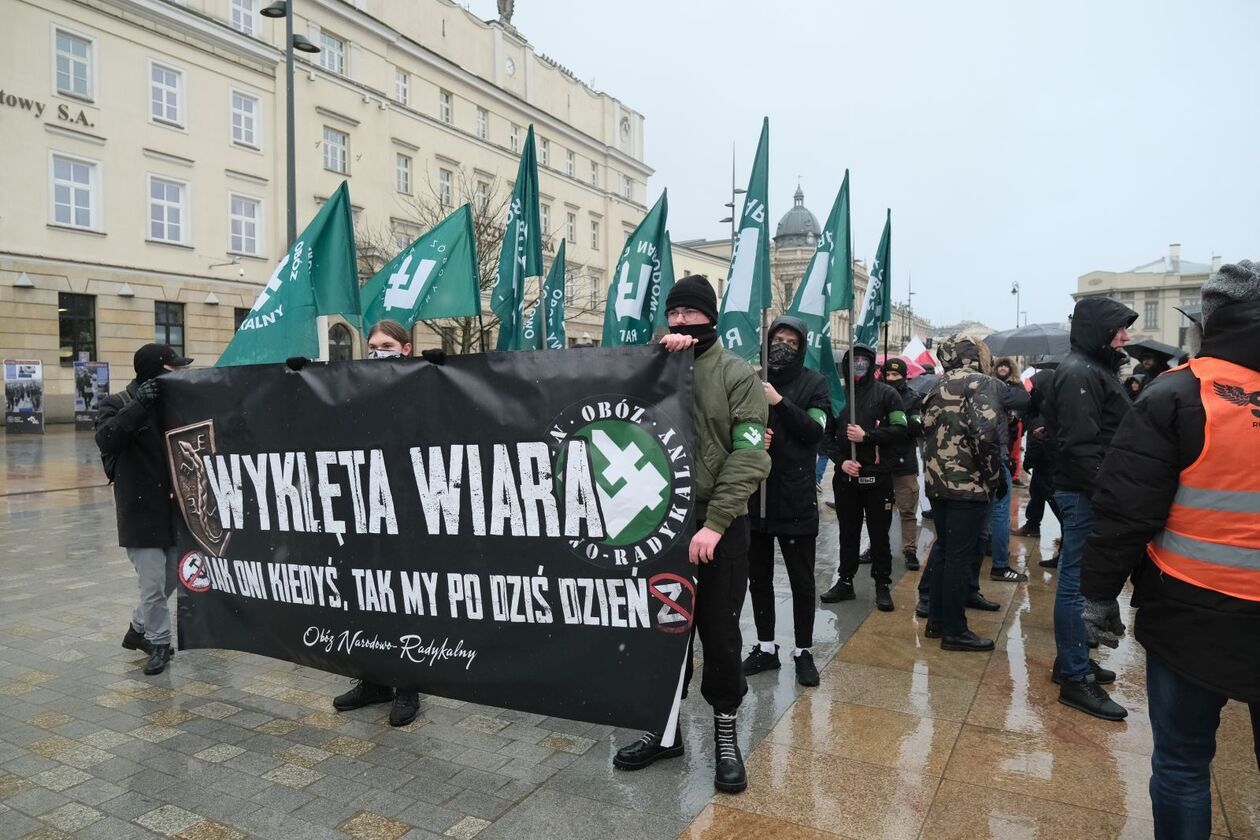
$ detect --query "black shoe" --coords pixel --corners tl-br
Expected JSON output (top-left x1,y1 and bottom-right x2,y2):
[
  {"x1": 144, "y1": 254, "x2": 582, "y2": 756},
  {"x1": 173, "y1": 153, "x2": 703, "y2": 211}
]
[
  {"x1": 1012, "y1": 523, "x2": 1041, "y2": 538},
  {"x1": 1051, "y1": 659, "x2": 1117, "y2": 686},
  {"x1": 989, "y1": 568, "x2": 1028, "y2": 582},
  {"x1": 142, "y1": 644, "x2": 172, "y2": 675},
  {"x1": 614, "y1": 727, "x2": 684, "y2": 770},
  {"x1": 924, "y1": 622, "x2": 942, "y2": 639},
  {"x1": 966, "y1": 592, "x2": 1001, "y2": 611},
  {"x1": 122, "y1": 625, "x2": 152, "y2": 655},
  {"x1": 875, "y1": 585, "x2": 894, "y2": 612},
  {"x1": 904, "y1": 549, "x2": 920, "y2": 571},
  {"x1": 820, "y1": 578, "x2": 855, "y2": 603},
  {"x1": 713, "y1": 713, "x2": 746, "y2": 794},
  {"x1": 1059, "y1": 676, "x2": 1127, "y2": 721},
  {"x1": 332, "y1": 680, "x2": 393, "y2": 712},
  {"x1": 941, "y1": 630, "x2": 995, "y2": 652},
  {"x1": 1038, "y1": 553, "x2": 1059, "y2": 569},
  {"x1": 859, "y1": 549, "x2": 873, "y2": 565},
  {"x1": 742, "y1": 645, "x2": 780, "y2": 676},
  {"x1": 389, "y1": 690, "x2": 420, "y2": 727},
  {"x1": 915, "y1": 597, "x2": 929, "y2": 618},
  {"x1": 825, "y1": 500, "x2": 836, "y2": 510},
  {"x1": 794, "y1": 651, "x2": 819, "y2": 687}
]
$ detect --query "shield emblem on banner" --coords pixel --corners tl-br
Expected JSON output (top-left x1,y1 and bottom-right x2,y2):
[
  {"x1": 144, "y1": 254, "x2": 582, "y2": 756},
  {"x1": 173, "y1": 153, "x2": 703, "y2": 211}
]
[{"x1": 165, "y1": 420, "x2": 231, "y2": 557}]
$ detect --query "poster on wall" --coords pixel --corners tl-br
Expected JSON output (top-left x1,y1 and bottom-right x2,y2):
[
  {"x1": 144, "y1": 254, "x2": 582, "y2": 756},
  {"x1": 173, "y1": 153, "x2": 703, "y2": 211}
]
[
  {"x1": 73, "y1": 361, "x2": 110, "y2": 431},
  {"x1": 4, "y1": 359, "x2": 45, "y2": 434}
]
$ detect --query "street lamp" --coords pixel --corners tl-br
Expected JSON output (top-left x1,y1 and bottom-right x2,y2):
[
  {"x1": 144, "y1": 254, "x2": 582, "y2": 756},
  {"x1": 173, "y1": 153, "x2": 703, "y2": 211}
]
[
  {"x1": 1010, "y1": 281, "x2": 1021, "y2": 330},
  {"x1": 261, "y1": 1, "x2": 320, "y2": 247}
]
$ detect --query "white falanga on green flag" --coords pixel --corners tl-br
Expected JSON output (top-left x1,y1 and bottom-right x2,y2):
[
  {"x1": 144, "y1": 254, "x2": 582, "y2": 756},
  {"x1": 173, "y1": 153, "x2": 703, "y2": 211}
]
[
  {"x1": 601, "y1": 191, "x2": 674, "y2": 347},
  {"x1": 359, "y1": 204, "x2": 481, "y2": 330},
  {"x1": 523, "y1": 239, "x2": 567, "y2": 350},
  {"x1": 491, "y1": 126, "x2": 544, "y2": 351},
  {"x1": 717, "y1": 117, "x2": 771, "y2": 362},
  {"x1": 218, "y1": 181, "x2": 360, "y2": 367},
  {"x1": 785, "y1": 170, "x2": 854, "y2": 416},
  {"x1": 855, "y1": 209, "x2": 892, "y2": 349}
]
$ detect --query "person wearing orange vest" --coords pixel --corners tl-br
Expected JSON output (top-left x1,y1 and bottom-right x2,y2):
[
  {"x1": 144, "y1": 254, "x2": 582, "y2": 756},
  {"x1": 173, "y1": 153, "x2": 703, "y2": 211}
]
[{"x1": 1081, "y1": 260, "x2": 1260, "y2": 840}]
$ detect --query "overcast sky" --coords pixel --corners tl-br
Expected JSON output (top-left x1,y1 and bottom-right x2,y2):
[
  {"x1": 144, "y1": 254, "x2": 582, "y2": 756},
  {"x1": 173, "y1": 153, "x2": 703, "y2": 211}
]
[{"x1": 466, "y1": 0, "x2": 1259, "y2": 331}]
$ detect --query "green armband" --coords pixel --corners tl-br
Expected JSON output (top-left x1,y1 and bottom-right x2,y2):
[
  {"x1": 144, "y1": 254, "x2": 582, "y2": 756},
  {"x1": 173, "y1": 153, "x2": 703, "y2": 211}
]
[
  {"x1": 888, "y1": 410, "x2": 908, "y2": 426},
  {"x1": 808, "y1": 408, "x2": 827, "y2": 429},
  {"x1": 732, "y1": 422, "x2": 767, "y2": 450}
]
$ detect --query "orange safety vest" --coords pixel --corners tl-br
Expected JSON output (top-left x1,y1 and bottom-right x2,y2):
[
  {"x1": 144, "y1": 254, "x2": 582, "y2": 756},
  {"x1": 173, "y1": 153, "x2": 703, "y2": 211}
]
[{"x1": 1147, "y1": 356, "x2": 1260, "y2": 602}]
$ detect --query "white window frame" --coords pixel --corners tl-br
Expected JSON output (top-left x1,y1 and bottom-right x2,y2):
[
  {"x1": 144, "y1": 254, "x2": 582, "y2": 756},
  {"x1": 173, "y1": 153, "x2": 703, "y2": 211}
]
[
  {"x1": 395, "y1": 153, "x2": 412, "y2": 195},
  {"x1": 438, "y1": 168, "x2": 453, "y2": 207},
  {"x1": 148, "y1": 59, "x2": 185, "y2": 128},
  {"x1": 565, "y1": 150, "x2": 575, "y2": 177},
  {"x1": 621, "y1": 174, "x2": 632, "y2": 200},
  {"x1": 510, "y1": 124, "x2": 520, "y2": 153},
  {"x1": 590, "y1": 160, "x2": 598, "y2": 187},
  {"x1": 228, "y1": 192, "x2": 264, "y2": 256},
  {"x1": 52, "y1": 25, "x2": 96, "y2": 102},
  {"x1": 147, "y1": 174, "x2": 190, "y2": 245},
  {"x1": 394, "y1": 68, "x2": 409, "y2": 105},
  {"x1": 323, "y1": 126, "x2": 348, "y2": 174},
  {"x1": 590, "y1": 219, "x2": 600, "y2": 250},
  {"x1": 438, "y1": 89, "x2": 452, "y2": 124},
  {"x1": 475, "y1": 180, "x2": 489, "y2": 213},
  {"x1": 319, "y1": 31, "x2": 345, "y2": 75},
  {"x1": 475, "y1": 107, "x2": 488, "y2": 140},
  {"x1": 48, "y1": 151, "x2": 102, "y2": 232},
  {"x1": 566, "y1": 212, "x2": 576, "y2": 243},
  {"x1": 229, "y1": 0, "x2": 259, "y2": 36},
  {"x1": 539, "y1": 137, "x2": 550, "y2": 167},
  {"x1": 540, "y1": 204, "x2": 550, "y2": 236},
  {"x1": 229, "y1": 88, "x2": 260, "y2": 149}
]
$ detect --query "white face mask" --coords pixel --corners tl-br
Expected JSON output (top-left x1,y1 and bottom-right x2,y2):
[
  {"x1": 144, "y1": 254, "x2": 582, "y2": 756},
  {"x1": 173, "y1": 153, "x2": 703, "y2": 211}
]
[
  {"x1": 853, "y1": 357, "x2": 871, "y2": 377},
  {"x1": 367, "y1": 349, "x2": 402, "y2": 359}
]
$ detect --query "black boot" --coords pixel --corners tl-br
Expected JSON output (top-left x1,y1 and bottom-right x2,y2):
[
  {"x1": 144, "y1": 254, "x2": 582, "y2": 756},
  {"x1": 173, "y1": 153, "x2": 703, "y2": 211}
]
[
  {"x1": 941, "y1": 630, "x2": 995, "y2": 652},
  {"x1": 142, "y1": 644, "x2": 172, "y2": 676},
  {"x1": 390, "y1": 690, "x2": 420, "y2": 727},
  {"x1": 793, "y1": 650, "x2": 819, "y2": 687},
  {"x1": 874, "y1": 585, "x2": 894, "y2": 612},
  {"x1": 966, "y1": 592, "x2": 1001, "y2": 611},
  {"x1": 613, "y1": 725, "x2": 684, "y2": 770},
  {"x1": 122, "y1": 625, "x2": 152, "y2": 655},
  {"x1": 924, "y1": 622, "x2": 942, "y2": 639},
  {"x1": 820, "y1": 577, "x2": 855, "y2": 603},
  {"x1": 1051, "y1": 658, "x2": 1116, "y2": 686},
  {"x1": 713, "y1": 713, "x2": 746, "y2": 793},
  {"x1": 333, "y1": 680, "x2": 393, "y2": 712},
  {"x1": 858, "y1": 549, "x2": 873, "y2": 565},
  {"x1": 741, "y1": 645, "x2": 780, "y2": 676},
  {"x1": 1059, "y1": 676, "x2": 1127, "y2": 721},
  {"x1": 915, "y1": 596, "x2": 929, "y2": 618},
  {"x1": 904, "y1": 549, "x2": 920, "y2": 571}
]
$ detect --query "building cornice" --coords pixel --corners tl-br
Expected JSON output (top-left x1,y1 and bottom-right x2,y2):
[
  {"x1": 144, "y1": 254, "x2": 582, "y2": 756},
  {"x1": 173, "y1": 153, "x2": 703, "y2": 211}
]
[{"x1": 90, "y1": 0, "x2": 281, "y2": 67}]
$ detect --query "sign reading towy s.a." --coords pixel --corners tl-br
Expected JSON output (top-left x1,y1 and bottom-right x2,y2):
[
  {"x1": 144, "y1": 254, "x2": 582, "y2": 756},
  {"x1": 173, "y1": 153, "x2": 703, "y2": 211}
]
[{"x1": 161, "y1": 348, "x2": 696, "y2": 733}]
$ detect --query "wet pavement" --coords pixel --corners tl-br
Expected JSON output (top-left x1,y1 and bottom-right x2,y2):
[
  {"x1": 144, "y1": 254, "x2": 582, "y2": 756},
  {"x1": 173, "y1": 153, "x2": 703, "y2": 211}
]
[{"x1": 1, "y1": 427, "x2": 1256, "y2": 839}]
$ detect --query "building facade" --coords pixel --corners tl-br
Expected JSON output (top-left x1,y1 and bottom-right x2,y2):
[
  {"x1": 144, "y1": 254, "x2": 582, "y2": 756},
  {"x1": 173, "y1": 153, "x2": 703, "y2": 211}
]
[
  {"x1": 1075, "y1": 244, "x2": 1218, "y2": 350},
  {"x1": 1, "y1": 0, "x2": 657, "y2": 419}
]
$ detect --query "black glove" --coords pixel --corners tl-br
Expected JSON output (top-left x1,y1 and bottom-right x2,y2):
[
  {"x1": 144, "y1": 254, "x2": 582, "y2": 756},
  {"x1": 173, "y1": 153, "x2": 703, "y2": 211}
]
[
  {"x1": 420, "y1": 348, "x2": 447, "y2": 365},
  {"x1": 1082, "y1": 598, "x2": 1126, "y2": 648},
  {"x1": 285, "y1": 356, "x2": 310, "y2": 371},
  {"x1": 135, "y1": 379, "x2": 161, "y2": 407},
  {"x1": 994, "y1": 468, "x2": 1010, "y2": 500}
]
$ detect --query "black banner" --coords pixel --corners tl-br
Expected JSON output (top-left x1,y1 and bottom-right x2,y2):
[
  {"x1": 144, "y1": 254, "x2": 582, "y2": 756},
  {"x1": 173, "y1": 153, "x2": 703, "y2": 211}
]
[{"x1": 162, "y1": 348, "x2": 696, "y2": 734}]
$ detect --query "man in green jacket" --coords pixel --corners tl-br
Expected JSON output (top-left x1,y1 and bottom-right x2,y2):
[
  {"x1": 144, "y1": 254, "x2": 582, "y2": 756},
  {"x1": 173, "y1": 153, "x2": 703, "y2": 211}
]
[{"x1": 613, "y1": 275, "x2": 771, "y2": 794}]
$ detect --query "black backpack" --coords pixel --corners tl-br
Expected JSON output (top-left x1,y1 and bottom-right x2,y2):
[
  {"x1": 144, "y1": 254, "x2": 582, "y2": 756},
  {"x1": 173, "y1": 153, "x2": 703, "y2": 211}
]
[{"x1": 100, "y1": 389, "x2": 135, "y2": 484}]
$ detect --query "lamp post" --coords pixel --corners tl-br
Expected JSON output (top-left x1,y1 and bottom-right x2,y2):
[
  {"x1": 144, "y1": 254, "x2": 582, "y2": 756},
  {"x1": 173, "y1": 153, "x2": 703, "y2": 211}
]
[
  {"x1": 261, "y1": 1, "x2": 320, "y2": 248},
  {"x1": 1010, "y1": 281, "x2": 1021, "y2": 330},
  {"x1": 717, "y1": 146, "x2": 746, "y2": 298}
]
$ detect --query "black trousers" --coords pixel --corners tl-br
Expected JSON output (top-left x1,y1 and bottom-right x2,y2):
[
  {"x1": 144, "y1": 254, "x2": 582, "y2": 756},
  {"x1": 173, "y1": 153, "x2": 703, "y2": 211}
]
[
  {"x1": 1024, "y1": 466, "x2": 1062, "y2": 528},
  {"x1": 748, "y1": 531, "x2": 817, "y2": 649},
  {"x1": 682, "y1": 516, "x2": 750, "y2": 715},
  {"x1": 925, "y1": 498, "x2": 989, "y2": 635},
  {"x1": 834, "y1": 472, "x2": 894, "y2": 586}
]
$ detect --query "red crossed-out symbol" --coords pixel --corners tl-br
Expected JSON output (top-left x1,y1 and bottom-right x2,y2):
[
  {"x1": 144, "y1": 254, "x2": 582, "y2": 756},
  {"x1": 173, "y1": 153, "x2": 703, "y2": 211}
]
[
  {"x1": 178, "y1": 550, "x2": 211, "y2": 593},
  {"x1": 648, "y1": 573, "x2": 695, "y2": 634}
]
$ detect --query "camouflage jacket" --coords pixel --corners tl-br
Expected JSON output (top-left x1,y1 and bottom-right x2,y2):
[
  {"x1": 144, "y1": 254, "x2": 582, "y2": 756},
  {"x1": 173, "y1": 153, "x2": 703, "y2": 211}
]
[{"x1": 922, "y1": 364, "x2": 1004, "y2": 502}]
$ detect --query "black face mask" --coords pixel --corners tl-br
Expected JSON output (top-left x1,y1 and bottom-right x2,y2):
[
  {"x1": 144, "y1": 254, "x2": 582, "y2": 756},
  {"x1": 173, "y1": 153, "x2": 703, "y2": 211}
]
[
  {"x1": 670, "y1": 323, "x2": 717, "y2": 353},
  {"x1": 767, "y1": 341, "x2": 797, "y2": 367}
]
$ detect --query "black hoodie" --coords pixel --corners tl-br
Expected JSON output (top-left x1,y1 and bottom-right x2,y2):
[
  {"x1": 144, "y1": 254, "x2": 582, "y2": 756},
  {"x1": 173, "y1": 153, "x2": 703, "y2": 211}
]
[
  {"x1": 1082, "y1": 299, "x2": 1260, "y2": 703},
  {"x1": 1044, "y1": 296, "x2": 1138, "y2": 493},
  {"x1": 749, "y1": 316, "x2": 832, "y2": 534},
  {"x1": 821, "y1": 344, "x2": 908, "y2": 476}
]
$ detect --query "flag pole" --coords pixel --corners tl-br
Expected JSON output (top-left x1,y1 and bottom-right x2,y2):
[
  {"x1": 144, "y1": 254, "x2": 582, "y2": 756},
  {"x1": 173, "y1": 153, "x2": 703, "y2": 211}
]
[
  {"x1": 882, "y1": 321, "x2": 889, "y2": 368},
  {"x1": 847, "y1": 271, "x2": 857, "y2": 466}
]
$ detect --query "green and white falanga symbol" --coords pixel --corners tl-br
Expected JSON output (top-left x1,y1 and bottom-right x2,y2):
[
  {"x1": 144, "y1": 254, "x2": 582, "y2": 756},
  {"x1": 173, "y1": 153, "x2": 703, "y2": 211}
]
[{"x1": 578, "y1": 419, "x2": 670, "y2": 545}]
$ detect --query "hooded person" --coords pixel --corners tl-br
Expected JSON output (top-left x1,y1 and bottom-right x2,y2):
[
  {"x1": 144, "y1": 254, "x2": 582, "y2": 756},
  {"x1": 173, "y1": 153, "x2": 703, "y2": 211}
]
[
  {"x1": 1042, "y1": 295, "x2": 1138, "y2": 722},
  {"x1": 1081, "y1": 260, "x2": 1260, "y2": 838},
  {"x1": 613, "y1": 274, "x2": 771, "y2": 795},
  {"x1": 981, "y1": 355, "x2": 1031, "y2": 581},
  {"x1": 881, "y1": 357, "x2": 926, "y2": 570},
  {"x1": 742, "y1": 316, "x2": 831, "y2": 688},
  {"x1": 914, "y1": 334, "x2": 1006, "y2": 651},
  {"x1": 94, "y1": 343, "x2": 193, "y2": 676},
  {"x1": 819, "y1": 343, "x2": 908, "y2": 611}
]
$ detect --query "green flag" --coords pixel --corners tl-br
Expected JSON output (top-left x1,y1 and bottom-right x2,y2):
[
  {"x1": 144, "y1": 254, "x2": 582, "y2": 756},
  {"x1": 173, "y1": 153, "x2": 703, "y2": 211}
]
[
  {"x1": 855, "y1": 209, "x2": 892, "y2": 348},
  {"x1": 359, "y1": 204, "x2": 480, "y2": 331},
  {"x1": 601, "y1": 191, "x2": 674, "y2": 347},
  {"x1": 523, "y1": 240, "x2": 567, "y2": 350},
  {"x1": 218, "y1": 181, "x2": 359, "y2": 367},
  {"x1": 786, "y1": 171, "x2": 853, "y2": 416},
  {"x1": 491, "y1": 126, "x2": 543, "y2": 351},
  {"x1": 717, "y1": 117, "x2": 771, "y2": 362}
]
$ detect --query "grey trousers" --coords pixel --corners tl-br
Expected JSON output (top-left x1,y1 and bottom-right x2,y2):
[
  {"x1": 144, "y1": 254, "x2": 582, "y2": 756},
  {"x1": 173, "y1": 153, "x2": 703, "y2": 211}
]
[{"x1": 127, "y1": 547, "x2": 179, "y2": 646}]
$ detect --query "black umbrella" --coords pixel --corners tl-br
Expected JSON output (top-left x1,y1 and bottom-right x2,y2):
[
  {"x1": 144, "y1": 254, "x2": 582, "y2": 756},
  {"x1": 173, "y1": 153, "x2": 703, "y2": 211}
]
[
  {"x1": 1175, "y1": 302, "x2": 1203, "y2": 325},
  {"x1": 909, "y1": 374, "x2": 940, "y2": 395},
  {"x1": 1127, "y1": 339, "x2": 1180, "y2": 368},
  {"x1": 1029, "y1": 353, "x2": 1066, "y2": 370},
  {"x1": 984, "y1": 324, "x2": 1070, "y2": 357}
]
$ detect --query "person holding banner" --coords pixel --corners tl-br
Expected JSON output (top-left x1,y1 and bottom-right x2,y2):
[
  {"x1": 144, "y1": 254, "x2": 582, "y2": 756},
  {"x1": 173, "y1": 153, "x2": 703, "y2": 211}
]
[
  {"x1": 881, "y1": 357, "x2": 925, "y2": 571},
  {"x1": 613, "y1": 275, "x2": 770, "y2": 795},
  {"x1": 743, "y1": 316, "x2": 830, "y2": 688},
  {"x1": 95, "y1": 344, "x2": 193, "y2": 676}
]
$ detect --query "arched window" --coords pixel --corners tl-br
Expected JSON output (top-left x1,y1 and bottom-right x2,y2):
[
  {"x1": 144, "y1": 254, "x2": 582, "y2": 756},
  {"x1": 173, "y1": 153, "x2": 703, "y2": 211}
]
[{"x1": 328, "y1": 323, "x2": 353, "y2": 362}]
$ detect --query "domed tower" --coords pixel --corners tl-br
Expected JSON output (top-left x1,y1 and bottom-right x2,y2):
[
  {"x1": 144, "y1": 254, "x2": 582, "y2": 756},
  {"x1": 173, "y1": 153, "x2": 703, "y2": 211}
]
[
  {"x1": 770, "y1": 185, "x2": 820, "y2": 316},
  {"x1": 774, "y1": 185, "x2": 821, "y2": 250}
]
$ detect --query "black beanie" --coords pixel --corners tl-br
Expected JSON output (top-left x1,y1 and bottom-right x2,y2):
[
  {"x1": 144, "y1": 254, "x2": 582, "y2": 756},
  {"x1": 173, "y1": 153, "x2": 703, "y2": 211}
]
[
  {"x1": 882, "y1": 357, "x2": 907, "y2": 377},
  {"x1": 665, "y1": 275, "x2": 718, "y2": 324}
]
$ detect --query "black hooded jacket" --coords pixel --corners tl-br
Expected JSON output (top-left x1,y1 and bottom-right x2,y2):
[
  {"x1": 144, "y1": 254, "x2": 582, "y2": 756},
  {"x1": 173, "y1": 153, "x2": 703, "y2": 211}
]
[
  {"x1": 1044, "y1": 297, "x2": 1139, "y2": 493},
  {"x1": 95, "y1": 373, "x2": 177, "y2": 548},
  {"x1": 1081, "y1": 299, "x2": 1260, "y2": 703},
  {"x1": 885, "y1": 378, "x2": 923, "y2": 476},
  {"x1": 749, "y1": 316, "x2": 831, "y2": 535},
  {"x1": 821, "y1": 344, "x2": 908, "y2": 476}
]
